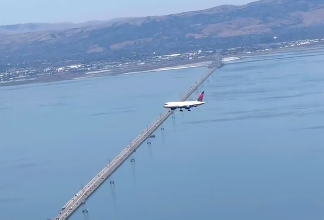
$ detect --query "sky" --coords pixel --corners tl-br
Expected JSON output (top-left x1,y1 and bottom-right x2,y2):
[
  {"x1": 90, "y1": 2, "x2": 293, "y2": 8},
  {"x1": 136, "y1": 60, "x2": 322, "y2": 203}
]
[{"x1": 1, "y1": 0, "x2": 254, "y2": 25}]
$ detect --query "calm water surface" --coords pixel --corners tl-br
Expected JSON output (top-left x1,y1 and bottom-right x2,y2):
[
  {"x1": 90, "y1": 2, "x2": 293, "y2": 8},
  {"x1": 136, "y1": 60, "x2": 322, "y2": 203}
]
[{"x1": 1, "y1": 50, "x2": 324, "y2": 220}]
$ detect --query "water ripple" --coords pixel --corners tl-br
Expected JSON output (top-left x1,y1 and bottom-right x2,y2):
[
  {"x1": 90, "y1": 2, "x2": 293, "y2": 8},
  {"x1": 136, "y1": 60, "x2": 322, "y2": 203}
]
[{"x1": 0, "y1": 198, "x2": 24, "y2": 204}]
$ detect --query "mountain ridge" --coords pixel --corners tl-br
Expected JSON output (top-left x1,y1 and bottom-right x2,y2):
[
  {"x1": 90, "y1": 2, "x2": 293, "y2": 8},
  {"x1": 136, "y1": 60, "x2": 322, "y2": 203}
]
[
  {"x1": 0, "y1": 17, "x2": 138, "y2": 36},
  {"x1": 1, "y1": 0, "x2": 324, "y2": 66}
]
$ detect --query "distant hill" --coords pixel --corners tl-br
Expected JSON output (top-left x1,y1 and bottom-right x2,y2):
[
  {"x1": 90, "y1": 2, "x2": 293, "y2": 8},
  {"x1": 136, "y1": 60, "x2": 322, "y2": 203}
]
[
  {"x1": 0, "y1": 18, "x2": 135, "y2": 36},
  {"x1": 1, "y1": 0, "x2": 324, "y2": 66},
  {"x1": 0, "y1": 23, "x2": 78, "y2": 35}
]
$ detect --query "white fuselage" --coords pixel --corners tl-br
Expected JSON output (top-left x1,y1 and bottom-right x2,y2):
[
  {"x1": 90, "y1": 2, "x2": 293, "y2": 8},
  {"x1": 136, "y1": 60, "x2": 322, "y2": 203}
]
[{"x1": 163, "y1": 100, "x2": 205, "y2": 109}]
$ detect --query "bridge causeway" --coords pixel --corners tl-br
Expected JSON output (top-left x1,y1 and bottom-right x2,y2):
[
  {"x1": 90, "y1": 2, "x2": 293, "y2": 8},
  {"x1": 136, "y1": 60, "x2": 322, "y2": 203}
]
[{"x1": 52, "y1": 56, "x2": 222, "y2": 220}]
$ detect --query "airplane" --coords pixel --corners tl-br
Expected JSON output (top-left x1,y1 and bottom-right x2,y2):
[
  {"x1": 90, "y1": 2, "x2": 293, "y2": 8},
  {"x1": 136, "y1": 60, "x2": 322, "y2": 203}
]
[{"x1": 163, "y1": 91, "x2": 205, "y2": 112}]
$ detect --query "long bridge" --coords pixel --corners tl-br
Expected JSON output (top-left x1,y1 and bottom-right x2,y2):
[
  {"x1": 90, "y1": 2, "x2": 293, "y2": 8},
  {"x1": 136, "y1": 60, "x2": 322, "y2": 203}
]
[{"x1": 52, "y1": 55, "x2": 222, "y2": 220}]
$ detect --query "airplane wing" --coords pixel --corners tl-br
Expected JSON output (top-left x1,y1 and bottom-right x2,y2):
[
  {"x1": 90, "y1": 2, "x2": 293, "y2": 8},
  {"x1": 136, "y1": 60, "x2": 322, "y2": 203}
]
[
  {"x1": 178, "y1": 103, "x2": 196, "y2": 108},
  {"x1": 177, "y1": 103, "x2": 188, "y2": 107}
]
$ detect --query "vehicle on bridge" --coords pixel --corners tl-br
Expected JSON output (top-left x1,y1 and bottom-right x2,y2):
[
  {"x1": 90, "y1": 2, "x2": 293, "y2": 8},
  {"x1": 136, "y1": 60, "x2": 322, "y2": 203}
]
[{"x1": 163, "y1": 91, "x2": 205, "y2": 112}]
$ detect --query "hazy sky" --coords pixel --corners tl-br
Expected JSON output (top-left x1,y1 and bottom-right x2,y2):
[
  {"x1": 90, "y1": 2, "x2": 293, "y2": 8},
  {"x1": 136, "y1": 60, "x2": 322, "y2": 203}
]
[{"x1": 1, "y1": 0, "x2": 254, "y2": 25}]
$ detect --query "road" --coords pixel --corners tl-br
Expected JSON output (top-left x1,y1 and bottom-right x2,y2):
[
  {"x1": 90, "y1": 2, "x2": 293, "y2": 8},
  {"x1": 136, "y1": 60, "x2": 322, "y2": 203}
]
[{"x1": 52, "y1": 63, "x2": 220, "y2": 220}]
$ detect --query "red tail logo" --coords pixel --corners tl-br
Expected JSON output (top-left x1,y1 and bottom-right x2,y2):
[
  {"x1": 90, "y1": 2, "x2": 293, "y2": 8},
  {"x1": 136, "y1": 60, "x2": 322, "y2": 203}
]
[{"x1": 197, "y1": 91, "x2": 204, "y2": 102}]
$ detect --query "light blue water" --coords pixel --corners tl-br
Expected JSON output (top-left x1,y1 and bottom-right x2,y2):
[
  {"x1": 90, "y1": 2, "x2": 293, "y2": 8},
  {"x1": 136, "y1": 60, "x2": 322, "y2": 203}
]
[
  {"x1": 0, "y1": 68, "x2": 206, "y2": 220},
  {"x1": 1, "y1": 49, "x2": 324, "y2": 220}
]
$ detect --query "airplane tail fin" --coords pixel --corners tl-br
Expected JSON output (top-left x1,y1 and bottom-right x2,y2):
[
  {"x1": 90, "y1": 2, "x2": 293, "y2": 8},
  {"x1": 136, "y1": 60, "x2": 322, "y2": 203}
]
[{"x1": 197, "y1": 91, "x2": 204, "y2": 102}]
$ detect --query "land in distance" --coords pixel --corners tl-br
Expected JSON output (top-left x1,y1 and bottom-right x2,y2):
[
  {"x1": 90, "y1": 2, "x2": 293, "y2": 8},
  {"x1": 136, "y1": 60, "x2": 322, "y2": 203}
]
[{"x1": 1, "y1": 0, "x2": 324, "y2": 67}]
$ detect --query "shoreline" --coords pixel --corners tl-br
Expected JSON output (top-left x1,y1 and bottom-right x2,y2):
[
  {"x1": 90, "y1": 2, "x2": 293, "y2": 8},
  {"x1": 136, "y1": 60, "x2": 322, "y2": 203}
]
[
  {"x1": 1, "y1": 44, "x2": 324, "y2": 88},
  {"x1": 236, "y1": 43, "x2": 324, "y2": 58},
  {"x1": 0, "y1": 58, "x2": 212, "y2": 88}
]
